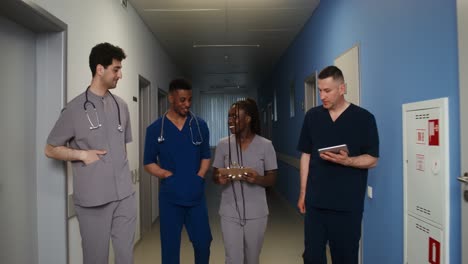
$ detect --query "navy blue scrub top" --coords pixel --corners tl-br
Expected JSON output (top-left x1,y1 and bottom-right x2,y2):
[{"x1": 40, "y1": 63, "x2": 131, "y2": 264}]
[
  {"x1": 297, "y1": 104, "x2": 379, "y2": 212},
  {"x1": 144, "y1": 115, "x2": 211, "y2": 206}
]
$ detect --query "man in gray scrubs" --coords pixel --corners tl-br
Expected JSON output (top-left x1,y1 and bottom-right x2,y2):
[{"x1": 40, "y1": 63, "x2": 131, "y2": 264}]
[{"x1": 45, "y1": 42, "x2": 136, "y2": 264}]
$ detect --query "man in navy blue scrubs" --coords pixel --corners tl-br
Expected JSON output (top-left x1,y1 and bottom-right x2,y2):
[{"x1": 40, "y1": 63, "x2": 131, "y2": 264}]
[
  {"x1": 144, "y1": 78, "x2": 212, "y2": 264},
  {"x1": 297, "y1": 66, "x2": 379, "y2": 264}
]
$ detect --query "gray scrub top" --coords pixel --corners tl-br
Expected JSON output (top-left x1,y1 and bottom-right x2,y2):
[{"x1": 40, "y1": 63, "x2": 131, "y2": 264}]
[
  {"x1": 47, "y1": 90, "x2": 133, "y2": 207},
  {"x1": 213, "y1": 135, "x2": 277, "y2": 219}
]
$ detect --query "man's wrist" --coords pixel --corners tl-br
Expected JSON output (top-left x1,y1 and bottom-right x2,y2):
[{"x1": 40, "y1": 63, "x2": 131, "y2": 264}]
[{"x1": 78, "y1": 150, "x2": 87, "y2": 161}]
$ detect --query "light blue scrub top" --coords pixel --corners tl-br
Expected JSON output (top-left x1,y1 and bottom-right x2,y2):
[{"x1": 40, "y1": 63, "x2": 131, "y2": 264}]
[{"x1": 144, "y1": 115, "x2": 210, "y2": 206}]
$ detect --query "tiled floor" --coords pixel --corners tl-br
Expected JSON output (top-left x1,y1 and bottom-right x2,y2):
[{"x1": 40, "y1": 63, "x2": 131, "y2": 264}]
[{"x1": 133, "y1": 178, "x2": 309, "y2": 263}]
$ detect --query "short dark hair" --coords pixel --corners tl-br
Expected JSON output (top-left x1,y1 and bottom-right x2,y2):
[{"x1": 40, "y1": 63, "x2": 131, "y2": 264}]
[
  {"x1": 318, "y1": 65, "x2": 344, "y2": 83},
  {"x1": 89, "y1": 42, "x2": 126, "y2": 77},
  {"x1": 169, "y1": 78, "x2": 192, "y2": 93},
  {"x1": 233, "y1": 98, "x2": 261, "y2": 135}
]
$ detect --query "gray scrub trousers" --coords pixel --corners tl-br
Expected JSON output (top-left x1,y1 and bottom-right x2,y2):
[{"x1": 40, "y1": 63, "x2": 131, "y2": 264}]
[
  {"x1": 213, "y1": 135, "x2": 278, "y2": 264},
  {"x1": 47, "y1": 90, "x2": 136, "y2": 264}
]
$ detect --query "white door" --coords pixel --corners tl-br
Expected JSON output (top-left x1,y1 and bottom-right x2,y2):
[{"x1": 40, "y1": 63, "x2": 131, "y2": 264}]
[{"x1": 457, "y1": 1, "x2": 468, "y2": 263}]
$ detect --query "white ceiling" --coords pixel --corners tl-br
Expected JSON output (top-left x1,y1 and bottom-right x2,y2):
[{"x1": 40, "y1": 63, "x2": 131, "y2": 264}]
[{"x1": 128, "y1": 0, "x2": 319, "y2": 92}]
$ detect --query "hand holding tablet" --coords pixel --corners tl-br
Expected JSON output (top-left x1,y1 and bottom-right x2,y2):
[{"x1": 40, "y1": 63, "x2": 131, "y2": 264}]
[{"x1": 318, "y1": 144, "x2": 349, "y2": 154}]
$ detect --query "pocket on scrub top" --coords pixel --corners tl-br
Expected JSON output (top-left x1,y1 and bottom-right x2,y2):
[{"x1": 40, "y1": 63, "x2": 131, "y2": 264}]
[
  {"x1": 161, "y1": 172, "x2": 205, "y2": 203},
  {"x1": 182, "y1": 173, "x2": 205, "y2": 201},
  {"x1": 82, "y1": 158, "x2": 101, "y2": 167},
  {"x1": 161, "y1": 172, "x2": 175, "y2": 187},
  {"x1": 73, "y1": 158, "x2": 112, "y2": 200}
]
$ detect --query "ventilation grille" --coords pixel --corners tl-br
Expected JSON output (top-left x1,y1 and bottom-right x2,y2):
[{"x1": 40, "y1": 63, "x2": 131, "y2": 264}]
[
  {"x1": 415, "y1": 223, "x2": 430, "y2": 234},
  {"x1": 415, "y1": 113, "x2": 430, "y2": 119},
  {"x1": 416, "y1": 205, "x2": 431, "y2": 216}
]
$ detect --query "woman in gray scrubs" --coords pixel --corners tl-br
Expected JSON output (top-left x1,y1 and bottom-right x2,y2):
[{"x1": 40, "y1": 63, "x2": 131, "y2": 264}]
[{"x1": 212, "y1": 98, "x2": 278, "y2": 264}]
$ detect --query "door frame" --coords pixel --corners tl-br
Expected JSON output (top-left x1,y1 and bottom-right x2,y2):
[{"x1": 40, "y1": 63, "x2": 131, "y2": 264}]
[
  {"x1": 138, "y1": 75, "x2": 152, "y2": 238},
  {"x1": 457, "y1": 0, "x2": 468, "y2": 263},
  {"x1": 1, "y1": 1, "x2": 68, "y2": 263}
]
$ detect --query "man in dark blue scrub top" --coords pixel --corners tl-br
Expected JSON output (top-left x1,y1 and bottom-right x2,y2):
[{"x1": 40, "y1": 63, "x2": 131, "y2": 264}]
[
  {"x1": 297, "y1": 66, "x2": 379, "y2": 264},
  {"x1": 144, "y1": 78, "x2": 212, "y2": 264}
]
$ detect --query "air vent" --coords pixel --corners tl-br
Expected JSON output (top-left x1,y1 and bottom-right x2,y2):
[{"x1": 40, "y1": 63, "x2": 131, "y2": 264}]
[
  {"x1": 415, "y1": 113, "x2": 430, "y2": 119},
  {"x1": 416, "y1": 205, "x2": 431, "y2": 216},
  {"x1": 415, "y1": 223, "x2": 430, "y2": 234}
]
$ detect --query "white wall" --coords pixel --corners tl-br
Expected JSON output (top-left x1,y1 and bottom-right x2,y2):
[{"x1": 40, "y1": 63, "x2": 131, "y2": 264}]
[{"x1": 29, "y1": 0, "x2": 180, "y2": 263}]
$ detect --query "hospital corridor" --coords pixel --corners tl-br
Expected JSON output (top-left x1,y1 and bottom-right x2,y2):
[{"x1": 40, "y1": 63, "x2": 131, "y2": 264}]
[{"x1": 2, "y1": 0, "x2": 468, "y2": 263}]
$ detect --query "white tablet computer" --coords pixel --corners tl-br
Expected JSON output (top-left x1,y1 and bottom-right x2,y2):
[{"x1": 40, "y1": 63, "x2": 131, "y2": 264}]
[{"x1": 318, "y1": 144, "x2": 349, "y2": 154}]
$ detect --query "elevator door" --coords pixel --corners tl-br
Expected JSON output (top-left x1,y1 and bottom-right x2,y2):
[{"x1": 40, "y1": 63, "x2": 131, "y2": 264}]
[{"x1": 0, "y1": 15, "x2": 37, "y2": 264}]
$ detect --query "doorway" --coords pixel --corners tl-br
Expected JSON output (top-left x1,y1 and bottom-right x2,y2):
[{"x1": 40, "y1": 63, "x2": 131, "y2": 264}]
[
  {"x1": 304, "y1": 71, "x2": 317, "y2": 112},
  {"x1": 264, "y1": 103, "x2": 273, "y2": 140},
  {"x1": 139, "y1": 76, "x2": 153, "y2": 238},
  {"x1": 0, "y1": 1, "x2": 67, "y2": 263},
  {"x1": 153, "y1": 89, "x2": 168, "y2": 221}
]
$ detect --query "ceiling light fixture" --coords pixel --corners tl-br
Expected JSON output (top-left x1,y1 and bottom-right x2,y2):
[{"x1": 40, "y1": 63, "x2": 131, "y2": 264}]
[
  {"x1": 144, "y1": 8, "x2": 221, "y2": 12},
  {"x1": 205, "y1": 72, "x2": 248, "y2": 75},
  {"x1": 193, "y1": 44, "x2": 260, "y2": 48},
  {"x1": 248, "y1": 28, "x2": 294, "y2": 32},
  {"x1": 231, "y1": 7, "x2": 303, "y2": 11}
]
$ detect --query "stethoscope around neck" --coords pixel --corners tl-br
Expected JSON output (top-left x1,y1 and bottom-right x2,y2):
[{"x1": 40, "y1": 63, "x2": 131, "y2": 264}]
[
  {"x1": 83, "y1": 86, "x2": 123, "y2": 132},
  {"x1": 157, "y1": 110, "x2": 203, "y2": 146}
]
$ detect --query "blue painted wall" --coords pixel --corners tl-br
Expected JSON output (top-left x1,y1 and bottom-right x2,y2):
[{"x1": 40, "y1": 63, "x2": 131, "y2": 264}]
[{"x1": 259, "y1": 0, "x2": 461, "y2": 263}]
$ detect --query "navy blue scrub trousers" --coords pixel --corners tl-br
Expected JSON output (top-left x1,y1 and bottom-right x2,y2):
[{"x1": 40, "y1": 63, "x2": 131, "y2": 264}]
[
  {"x1": 303, "y1": 207, "x2": 363, "y2": 264},
  {"x1": 159, "y1": 196, "x2": 212, "y2": 264}
]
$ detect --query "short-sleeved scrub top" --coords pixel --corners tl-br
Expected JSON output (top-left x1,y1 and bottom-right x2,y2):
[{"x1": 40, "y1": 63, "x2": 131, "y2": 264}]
[
  {"x1": 47, "y1": 90, "x2": 133, "y2": 207},
  {"x1": 143, "y1": 115, "x2": 211, "y2": 206},
  {"x1": 297, "y1": 104, "x2": 379, "y2": 212},
  {"x1": 213, "y1": 135, "x2": 278, "y2": 219}
]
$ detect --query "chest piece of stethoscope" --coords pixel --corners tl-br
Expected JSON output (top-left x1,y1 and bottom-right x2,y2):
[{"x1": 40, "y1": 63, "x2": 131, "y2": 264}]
[
  {"x1": 85, "y1": 101, "x2": 102, "y2": 130},
  {"x1": 84, "y1": 87, "x2": 123, "y2": 133}
]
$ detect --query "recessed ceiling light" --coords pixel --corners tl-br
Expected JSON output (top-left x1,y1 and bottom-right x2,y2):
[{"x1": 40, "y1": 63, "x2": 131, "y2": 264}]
[
  {"x1": 248, "y1": 28, "x2": 294, "y2": 32},
  {"x1": 231, "y1": 7, "x2": 304, "y2": 11},
  {"x1": 144, "y1": 8, "x2": 221, "y2": 12},
  {"x1": 193, "y1": 44, "x2": 260, "y2": 48}
]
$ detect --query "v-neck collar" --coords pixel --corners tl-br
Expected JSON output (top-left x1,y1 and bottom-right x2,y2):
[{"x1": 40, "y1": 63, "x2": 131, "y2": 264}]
[
  {"x1": 231, "y1": 134, "x2": 257, "y2": 152},
  {"x1": 165, "y1": 115, "x2": 188, "y2": 132},
  {"x1": 326, "y1": 103, "x2": 353, "y2": 123}
]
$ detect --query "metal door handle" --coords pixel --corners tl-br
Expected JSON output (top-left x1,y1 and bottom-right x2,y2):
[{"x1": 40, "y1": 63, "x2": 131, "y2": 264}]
[
  {"x1": 458, "y1": 177, "x2": 468, "y2": 184},
  {"x1": 132, "y1": 170, "x2": 137, "y2": 184},
  {"x1": 458, "y1": 172, "x2": 468, "y2": 184}
]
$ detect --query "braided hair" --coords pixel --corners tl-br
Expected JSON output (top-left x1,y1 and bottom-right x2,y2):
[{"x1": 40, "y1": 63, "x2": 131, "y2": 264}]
[{"x1": 234, "y1": 98, "x2": 261, "y2": 135}]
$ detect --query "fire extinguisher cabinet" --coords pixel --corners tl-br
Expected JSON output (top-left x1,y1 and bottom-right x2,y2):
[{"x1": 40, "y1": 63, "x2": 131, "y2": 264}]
[{"x1": 403, "y1": 98, "x2": 450, "y2": 264}]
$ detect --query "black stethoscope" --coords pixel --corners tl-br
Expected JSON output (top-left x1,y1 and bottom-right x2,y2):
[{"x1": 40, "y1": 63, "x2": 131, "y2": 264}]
[
  {"x1": 157, "y1": 110, "x2": 203, "y2": 145},
  {"x1": 83, "y1": 86, "x2": 123, "y2": 132},
  {"x1": 227, "y1": 103, "x2": 246, "y2": 226}
]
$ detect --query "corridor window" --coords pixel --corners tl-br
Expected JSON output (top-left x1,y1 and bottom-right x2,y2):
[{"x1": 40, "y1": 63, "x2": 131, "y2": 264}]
[{"x1": 199, "y1": 92, "x2": 246, "y2": 146}]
